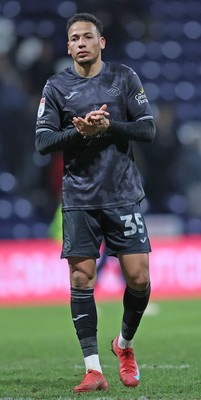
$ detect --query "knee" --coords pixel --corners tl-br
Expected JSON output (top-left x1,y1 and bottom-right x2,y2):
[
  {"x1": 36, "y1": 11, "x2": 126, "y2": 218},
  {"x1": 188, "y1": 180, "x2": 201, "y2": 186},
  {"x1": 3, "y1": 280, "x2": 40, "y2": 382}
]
[
  {"x1": 71, "y1": 269, "x2": 91, "y2": 288},
  {"x1": 68, "y1": 258, "x2": 96, "y2": 289},
  {"x1": 126, "y1": 258, "x2": 150, "y2": 290},
  {"x1": 130, "y1": 270, "x2": 150, "y2": 290}
]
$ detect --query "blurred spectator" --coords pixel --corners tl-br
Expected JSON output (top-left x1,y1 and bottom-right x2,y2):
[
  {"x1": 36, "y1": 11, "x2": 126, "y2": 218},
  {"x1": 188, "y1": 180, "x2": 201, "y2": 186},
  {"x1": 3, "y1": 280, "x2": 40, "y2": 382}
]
[
  {"x1": 136, "y1": 102, "x2": 180, "y2": 213},
  {"x1": 0, "y1": 1, "x2": 201, "y2": 237},
  {"x1": 176, "y1": 121, "x2": 201, "y2": 217},
  {"x1": 18, "y1": 38, "x2": 55, "y2": 97},
  {"x1": 0, "y1": 51, "x2": 29, "y2": 174}
]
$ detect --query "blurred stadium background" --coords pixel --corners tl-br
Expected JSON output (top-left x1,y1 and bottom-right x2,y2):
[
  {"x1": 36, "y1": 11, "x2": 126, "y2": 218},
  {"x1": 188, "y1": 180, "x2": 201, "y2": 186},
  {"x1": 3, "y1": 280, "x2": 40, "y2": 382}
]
[{"x1": 0, "y1": 0, "x2": 201, "y2": 305}]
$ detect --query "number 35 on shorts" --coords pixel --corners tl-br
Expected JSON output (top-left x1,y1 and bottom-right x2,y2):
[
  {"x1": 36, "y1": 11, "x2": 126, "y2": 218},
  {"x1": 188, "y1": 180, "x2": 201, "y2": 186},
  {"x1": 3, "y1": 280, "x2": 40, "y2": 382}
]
[{"x1": 120, "y1": 213, "x2": 144, "y2": 237}]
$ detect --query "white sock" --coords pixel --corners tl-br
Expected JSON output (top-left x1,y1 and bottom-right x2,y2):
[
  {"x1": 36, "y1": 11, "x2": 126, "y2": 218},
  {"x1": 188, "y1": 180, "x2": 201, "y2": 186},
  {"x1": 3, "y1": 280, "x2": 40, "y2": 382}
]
[
  {"x1": 118, "y1": 331, "x2": 133, "y2": 349},
  {"x1": 84, "y1": 354, "x2": 102, "y2": 373}
]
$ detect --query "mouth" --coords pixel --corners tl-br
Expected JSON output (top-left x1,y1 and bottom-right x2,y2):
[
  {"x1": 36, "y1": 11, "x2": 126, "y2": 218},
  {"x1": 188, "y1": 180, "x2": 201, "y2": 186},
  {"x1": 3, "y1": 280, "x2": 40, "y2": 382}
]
[{"x1": 77, "y1": 51, "x2": 89, "y2": 57}]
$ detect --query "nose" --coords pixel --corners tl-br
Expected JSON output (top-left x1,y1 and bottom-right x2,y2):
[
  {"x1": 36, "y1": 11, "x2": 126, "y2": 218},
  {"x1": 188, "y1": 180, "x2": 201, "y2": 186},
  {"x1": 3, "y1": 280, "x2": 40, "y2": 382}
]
[{"x1": 78, "y1": 37, "x2": 86, "y2": 47}]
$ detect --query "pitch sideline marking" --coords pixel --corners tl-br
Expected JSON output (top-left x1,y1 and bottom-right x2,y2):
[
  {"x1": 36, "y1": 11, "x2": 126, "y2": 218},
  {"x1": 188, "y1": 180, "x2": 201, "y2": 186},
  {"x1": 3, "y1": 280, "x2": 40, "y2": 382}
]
[
  {"x1": 74, "y1": 363, "x2": 190, "y2": 369},
  {"x1": 140, "y1": 363, "x2": 189, "y2": 369},
  {"x1": 0, "y1": 398, "x2": 152, "y2": 400},
  {"x1": 0, "y1": 397, "x2": 172, "y2": 400}
]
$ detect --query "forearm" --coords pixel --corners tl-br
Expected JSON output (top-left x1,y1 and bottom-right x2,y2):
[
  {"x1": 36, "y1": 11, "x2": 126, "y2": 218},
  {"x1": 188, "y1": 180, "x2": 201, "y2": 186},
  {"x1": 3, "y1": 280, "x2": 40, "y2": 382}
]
[
  {"x1": 35, "y1": 127, "x2": 82, "y2": 155},
  {"x1": 109, "y1": 119, "x2": 156, "y2": 143}
]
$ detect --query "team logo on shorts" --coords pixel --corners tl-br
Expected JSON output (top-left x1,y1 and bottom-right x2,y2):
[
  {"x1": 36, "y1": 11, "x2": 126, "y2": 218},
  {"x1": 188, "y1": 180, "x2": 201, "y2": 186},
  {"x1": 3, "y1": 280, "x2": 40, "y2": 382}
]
[
  {"x1": 37, "y1": 97, "x2": 45, "y2": 117},
  {"x1": 63, "y1": 235, "x2": 71, "y2": 252}
]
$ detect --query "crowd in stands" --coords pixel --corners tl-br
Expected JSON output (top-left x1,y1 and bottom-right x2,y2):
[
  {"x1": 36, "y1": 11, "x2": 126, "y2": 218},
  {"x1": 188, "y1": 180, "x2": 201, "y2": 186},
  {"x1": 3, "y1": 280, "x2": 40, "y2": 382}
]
[{"x1": 0, "y1": 0, "x2": 201, "y2": 238}]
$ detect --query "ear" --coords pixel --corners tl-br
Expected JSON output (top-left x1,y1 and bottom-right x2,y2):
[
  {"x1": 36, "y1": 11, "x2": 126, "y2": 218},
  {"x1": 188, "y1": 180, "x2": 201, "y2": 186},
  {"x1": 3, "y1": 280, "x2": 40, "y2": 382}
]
[
  {"x1": 100, "y1": 36, "x2": 106, "y2": 50},
  {"x1": 67, "y1": 42, "x2": 71, "y2": 55}
]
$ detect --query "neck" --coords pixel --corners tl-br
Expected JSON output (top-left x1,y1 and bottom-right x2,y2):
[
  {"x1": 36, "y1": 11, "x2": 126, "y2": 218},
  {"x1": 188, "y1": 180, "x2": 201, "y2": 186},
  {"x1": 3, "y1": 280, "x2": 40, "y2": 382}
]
[{"x1": 74, "y1": 59, "x2": 103, "y2": 78}]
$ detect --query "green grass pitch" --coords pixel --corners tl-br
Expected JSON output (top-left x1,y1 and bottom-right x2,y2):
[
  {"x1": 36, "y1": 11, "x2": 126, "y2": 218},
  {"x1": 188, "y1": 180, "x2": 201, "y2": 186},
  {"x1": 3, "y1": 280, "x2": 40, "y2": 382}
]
[{"x1": 0, "y1": 299, "x2": 201, "y2": 400}]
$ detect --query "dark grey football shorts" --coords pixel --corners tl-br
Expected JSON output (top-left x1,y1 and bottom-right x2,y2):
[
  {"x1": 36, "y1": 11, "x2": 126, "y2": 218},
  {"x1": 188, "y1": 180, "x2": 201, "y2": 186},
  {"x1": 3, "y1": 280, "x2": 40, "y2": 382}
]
[{"x1": 61, "y1": 203, "x2": 151, "y2": 259}]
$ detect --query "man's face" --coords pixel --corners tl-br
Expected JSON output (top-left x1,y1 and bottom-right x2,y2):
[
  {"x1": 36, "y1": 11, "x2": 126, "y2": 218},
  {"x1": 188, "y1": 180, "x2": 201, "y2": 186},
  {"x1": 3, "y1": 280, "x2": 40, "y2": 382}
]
[{"x1": 67, "y1": 21, "x2": 105, "y2": 65}]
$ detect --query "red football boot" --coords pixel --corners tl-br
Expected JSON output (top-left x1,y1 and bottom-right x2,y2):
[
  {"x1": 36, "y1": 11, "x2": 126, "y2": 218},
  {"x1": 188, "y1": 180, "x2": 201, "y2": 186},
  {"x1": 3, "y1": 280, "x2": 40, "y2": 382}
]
[
  {"x1": 112, "y1": 336, "x2": 140, "y2": 387},
  {"x1": 73, "y1": 369, "x2": 108, "y2": 393}
]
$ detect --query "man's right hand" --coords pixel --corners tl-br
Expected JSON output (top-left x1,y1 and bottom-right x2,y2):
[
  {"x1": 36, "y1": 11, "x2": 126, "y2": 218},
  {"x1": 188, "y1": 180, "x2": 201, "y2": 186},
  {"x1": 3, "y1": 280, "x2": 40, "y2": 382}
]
[{"x1": 72, "y1": 104, "x2": 110, "y2": 136}]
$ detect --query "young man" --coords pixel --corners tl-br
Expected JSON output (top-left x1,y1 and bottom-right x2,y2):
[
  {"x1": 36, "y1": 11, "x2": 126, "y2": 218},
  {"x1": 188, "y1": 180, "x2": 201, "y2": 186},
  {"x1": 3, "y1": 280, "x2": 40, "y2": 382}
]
[{"x1": 35, "y1": 13, "x2": 156, "y2": 393}]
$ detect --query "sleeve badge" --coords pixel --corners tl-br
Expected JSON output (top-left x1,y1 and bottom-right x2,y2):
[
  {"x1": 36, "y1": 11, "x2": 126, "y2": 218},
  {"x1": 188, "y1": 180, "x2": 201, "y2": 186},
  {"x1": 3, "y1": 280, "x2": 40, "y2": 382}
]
[{"x1": 37, "y1": 97, "x2": 45, "y2": 118}]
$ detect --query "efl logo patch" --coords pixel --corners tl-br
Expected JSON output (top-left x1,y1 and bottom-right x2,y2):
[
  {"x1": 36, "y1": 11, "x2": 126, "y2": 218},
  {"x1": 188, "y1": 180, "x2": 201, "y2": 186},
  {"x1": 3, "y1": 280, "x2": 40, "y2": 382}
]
[{"x1": 38, "y1": 97, "x2": 45, "y2": 117}]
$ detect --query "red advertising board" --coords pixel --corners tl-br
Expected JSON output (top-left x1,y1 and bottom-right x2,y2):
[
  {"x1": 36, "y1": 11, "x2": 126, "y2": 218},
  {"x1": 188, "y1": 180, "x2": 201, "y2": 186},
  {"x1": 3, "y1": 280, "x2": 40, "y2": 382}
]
[{"x1": 0, "y1": 236, "x2": 201, "y2": 306}]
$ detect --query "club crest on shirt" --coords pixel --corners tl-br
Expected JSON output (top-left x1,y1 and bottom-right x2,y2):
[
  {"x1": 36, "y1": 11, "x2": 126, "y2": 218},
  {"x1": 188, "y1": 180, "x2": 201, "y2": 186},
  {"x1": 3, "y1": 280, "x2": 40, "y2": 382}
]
[
  {"x1": 106, "y1": 85, "x2": 121, "y2": 96},
  {"x1": 37, "y1": 97, "x2": 45, "y2": 117}
]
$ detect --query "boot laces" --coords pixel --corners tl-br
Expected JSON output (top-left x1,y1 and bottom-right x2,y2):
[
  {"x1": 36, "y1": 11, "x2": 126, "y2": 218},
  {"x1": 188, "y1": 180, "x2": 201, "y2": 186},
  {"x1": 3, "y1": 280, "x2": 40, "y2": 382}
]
[{"x1": 119, "y1": 348, "x2": 136, "y2": 374}]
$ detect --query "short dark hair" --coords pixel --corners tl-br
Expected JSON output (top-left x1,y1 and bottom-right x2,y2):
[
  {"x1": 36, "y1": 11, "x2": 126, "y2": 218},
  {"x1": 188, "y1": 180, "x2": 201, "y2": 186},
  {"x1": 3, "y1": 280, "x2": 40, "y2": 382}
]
[{"x1": 66, "y1": 13, "x2": 103, "y2": 36}]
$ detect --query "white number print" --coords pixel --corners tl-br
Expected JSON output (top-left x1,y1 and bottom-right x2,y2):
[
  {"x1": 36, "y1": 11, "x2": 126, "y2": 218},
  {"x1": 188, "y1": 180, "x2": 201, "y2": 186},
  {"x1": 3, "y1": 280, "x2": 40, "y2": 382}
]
[{"x1": 120, "y1": 213, "x2": 144, "y2": 237}]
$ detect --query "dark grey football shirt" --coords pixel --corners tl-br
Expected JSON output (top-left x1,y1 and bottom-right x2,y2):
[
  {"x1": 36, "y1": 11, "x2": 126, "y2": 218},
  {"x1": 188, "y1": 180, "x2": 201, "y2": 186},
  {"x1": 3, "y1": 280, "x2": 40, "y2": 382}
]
[{"x1": 35, "y1": 62, "x2": 155, "y2": 210}]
